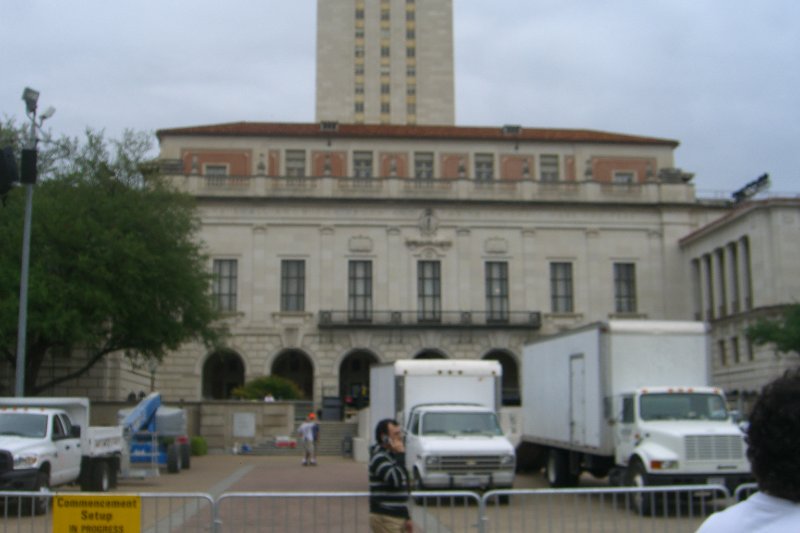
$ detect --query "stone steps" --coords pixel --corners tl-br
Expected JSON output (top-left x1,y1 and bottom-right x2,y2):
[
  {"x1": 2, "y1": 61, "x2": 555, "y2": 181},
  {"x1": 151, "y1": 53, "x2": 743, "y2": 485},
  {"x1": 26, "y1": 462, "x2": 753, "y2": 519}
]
[{"x1": 251, "y1": 421, "x2": 358, "y2": 456}]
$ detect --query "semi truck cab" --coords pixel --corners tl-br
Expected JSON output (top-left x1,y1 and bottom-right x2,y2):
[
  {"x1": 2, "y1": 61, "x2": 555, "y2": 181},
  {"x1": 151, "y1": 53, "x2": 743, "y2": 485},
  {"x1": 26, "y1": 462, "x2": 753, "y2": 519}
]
[{"x1": 612, "y1": 386, "x2": 751, "y2": 491}]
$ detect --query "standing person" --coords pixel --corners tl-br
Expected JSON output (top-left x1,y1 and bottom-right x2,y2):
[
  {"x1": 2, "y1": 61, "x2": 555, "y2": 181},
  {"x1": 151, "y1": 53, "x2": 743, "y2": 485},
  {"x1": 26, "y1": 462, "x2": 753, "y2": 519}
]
[
  {"x1": 296, "y1": 413, "x2": 319, "y2": 466},
  {"x1": 369, "y1": 418, "x2": 412, "y2": 533},
  {"x1": 696, "y1": 369, "x2": 800, "y2": 532}
]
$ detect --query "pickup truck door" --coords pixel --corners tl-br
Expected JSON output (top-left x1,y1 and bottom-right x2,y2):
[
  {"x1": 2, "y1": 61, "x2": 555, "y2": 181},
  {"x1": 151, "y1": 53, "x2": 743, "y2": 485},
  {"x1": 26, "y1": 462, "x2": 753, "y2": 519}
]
[{"x1": 51, "y1": 414, "x2": 82, "y2": 485}]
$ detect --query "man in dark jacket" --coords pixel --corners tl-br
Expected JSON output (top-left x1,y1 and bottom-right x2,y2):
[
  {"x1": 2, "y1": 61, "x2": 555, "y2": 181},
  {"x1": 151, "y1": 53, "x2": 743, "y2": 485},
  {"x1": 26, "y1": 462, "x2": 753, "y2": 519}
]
[{"x1": 369, "y1": 418, "x2": 412, "y2": 533}]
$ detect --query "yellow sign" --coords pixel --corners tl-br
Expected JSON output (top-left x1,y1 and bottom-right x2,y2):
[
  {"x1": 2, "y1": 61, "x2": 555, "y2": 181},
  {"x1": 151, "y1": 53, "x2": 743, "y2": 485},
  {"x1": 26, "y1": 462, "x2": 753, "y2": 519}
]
[{"x1": 52, "y1": 494, "x2": 141, "y2": 533}]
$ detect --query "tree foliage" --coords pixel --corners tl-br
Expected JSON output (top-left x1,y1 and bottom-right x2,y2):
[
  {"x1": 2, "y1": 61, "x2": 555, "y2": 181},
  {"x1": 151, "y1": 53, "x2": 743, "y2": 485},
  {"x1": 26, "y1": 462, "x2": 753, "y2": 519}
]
[
  {"x1": 0, "y1": 123, "x2": 225, "y2": 395},
  {"x1": 746, "y1": 304, "x2": 800, "y2": 356},
  {"x1": 231, "y1": 376, "x2": 304, "y2": 401}
]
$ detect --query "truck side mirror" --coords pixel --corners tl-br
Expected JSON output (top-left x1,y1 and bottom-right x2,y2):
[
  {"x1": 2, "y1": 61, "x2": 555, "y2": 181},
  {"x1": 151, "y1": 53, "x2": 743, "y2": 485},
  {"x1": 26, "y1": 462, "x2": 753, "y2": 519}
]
[{"x1": 71, "y1": 425, "x2": 82, "y2": 438}]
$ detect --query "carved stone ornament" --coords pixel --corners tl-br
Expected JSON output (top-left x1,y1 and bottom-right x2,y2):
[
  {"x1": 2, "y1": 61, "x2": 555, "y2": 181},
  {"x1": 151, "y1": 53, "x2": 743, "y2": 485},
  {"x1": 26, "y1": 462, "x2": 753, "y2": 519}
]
[
  {"x1": 485, "y1": 237, "x2": 508, "y2": 254},
  {"x1": 419, "y1": 208, "x2": 438, "y2": 236},
  {"x1": 349, "y1": 236, "x2": 373, "y2": 252}
]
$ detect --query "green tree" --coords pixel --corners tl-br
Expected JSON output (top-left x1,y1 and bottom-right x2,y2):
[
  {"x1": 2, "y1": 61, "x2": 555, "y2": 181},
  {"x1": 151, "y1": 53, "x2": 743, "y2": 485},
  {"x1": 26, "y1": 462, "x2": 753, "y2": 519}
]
[
  {"x1": 746, "y1": 304, "x2": 800, "y2": 356},
  {"x1": 0, "y1": 124, "x2": 225, "y2": 395},
  {"x1": 231, "y1": 376, "x2": 304, "y2": 401}
]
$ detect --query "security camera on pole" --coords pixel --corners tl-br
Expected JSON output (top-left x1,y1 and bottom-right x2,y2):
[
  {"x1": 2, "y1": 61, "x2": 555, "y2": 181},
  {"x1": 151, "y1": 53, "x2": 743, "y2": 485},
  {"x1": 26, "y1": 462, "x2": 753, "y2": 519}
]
[{"x1": 12, "y1": 87, "x2": 55, "y2": 396}]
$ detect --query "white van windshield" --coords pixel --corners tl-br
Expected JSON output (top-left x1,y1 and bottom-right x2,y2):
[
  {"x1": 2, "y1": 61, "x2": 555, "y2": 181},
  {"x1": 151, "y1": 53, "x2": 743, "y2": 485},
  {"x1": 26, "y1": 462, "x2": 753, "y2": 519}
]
[
  {"x1": 421, "y1": 412, "x2": 503, "y2": 436},
  {"x1": 0, "y1": 412, "x2": 48, "y2": 438}
]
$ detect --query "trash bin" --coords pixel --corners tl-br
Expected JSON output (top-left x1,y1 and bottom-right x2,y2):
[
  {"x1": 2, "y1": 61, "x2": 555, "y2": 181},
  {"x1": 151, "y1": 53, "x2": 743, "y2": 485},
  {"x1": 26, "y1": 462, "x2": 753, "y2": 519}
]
[{"x1": 341, "y1": 435, "x2": 353, "y2": 457}]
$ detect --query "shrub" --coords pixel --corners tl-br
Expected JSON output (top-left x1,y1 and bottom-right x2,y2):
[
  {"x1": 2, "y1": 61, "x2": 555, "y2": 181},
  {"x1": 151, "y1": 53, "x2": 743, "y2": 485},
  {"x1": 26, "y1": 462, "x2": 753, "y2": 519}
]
[
  {"x1": 190, "y1": 436, "x2": 208, "y2": 456},
  {"x1": 231, "y1": 375, "x2": 304, "y2": 400}
]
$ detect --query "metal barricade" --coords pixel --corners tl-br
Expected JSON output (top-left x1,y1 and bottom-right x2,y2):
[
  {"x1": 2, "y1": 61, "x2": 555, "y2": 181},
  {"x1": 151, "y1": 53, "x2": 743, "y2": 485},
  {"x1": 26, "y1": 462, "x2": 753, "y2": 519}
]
[
  {"x1": 480, "y1": 485, "x2": 731, "y2": 533},
  {"x1": 214, "y1": 491, "x2": 482, "y2": 533},
  {"x1": 0, "y1": 491, "x2": 214, "y2": 533},
  {"x1": 734, "y1": 483, "x2": 759, "y2": 502}
]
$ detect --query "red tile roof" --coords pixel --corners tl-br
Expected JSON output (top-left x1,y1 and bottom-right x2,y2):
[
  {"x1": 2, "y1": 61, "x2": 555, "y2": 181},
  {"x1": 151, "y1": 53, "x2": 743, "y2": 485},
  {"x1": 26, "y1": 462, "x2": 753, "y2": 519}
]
[{"x1": 156, "y1": 121, "x2": 679, "y2": 147}]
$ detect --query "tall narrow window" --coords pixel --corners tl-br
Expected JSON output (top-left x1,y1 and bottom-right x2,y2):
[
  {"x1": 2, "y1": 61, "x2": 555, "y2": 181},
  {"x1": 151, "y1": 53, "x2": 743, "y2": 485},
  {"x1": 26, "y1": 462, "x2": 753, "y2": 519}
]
[
  {"x1": 485, "y1": 262, "x2": 509, "y2": 322},
  {"x1": 349, "y1": 260, "x2": 372, "y2": 322},
  {"x1": 539, "y1": 155, "x2": 560, "y2": 182},
  {"x1": 414, "y1": 152, "x2": 434, "y2": 179},
  {"x1": 614, "y1": 262, "x2": 637, "y2": 313},
  {"x1": 213, "y1": 259, "x2": 237, "y2": 312},
  {"x1": 353, "y1": 151, "x2": 373, "y2": 178},
  {"x1": 418, "y1": 261, "x2": 441, "y2": 322},
  {"x1": 281, "y1": 260, "x2": 305, "y2": 312},
  {"x1": 285, "y1": 150, "x2": 306, "y2": 177},
  {"x1": 474, "y1": 154, "x2": 494, "y2": 181},
  {"x1": 550, "y1": 262, "x2": 574, "y2": 313}
]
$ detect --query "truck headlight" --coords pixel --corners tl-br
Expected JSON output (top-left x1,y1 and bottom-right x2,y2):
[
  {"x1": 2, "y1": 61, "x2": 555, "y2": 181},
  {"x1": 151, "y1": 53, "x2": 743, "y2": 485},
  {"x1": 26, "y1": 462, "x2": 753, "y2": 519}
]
[
  {"x1": 424, "y1": 456, "x2": 441, "y2": 467},
  {"x1": 500, "y1": 454, "x2": 515, "y2": 467},
  {"x1": 650, "y1": 460, "x2": 679, "y2": 470},
  {"x1": 13, "y1": 454, "x2": 38, "y2": 469}
]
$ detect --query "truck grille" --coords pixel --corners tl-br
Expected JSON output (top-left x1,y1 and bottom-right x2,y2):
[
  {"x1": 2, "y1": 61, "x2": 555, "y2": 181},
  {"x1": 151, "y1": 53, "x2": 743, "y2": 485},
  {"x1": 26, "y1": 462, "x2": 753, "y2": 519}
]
[
  {"x1": 685, "y1": 435, "x2": 745, "y2": 461},
  {"x1": 427, "y1": 455, "x2": 512, "y2": 474}
]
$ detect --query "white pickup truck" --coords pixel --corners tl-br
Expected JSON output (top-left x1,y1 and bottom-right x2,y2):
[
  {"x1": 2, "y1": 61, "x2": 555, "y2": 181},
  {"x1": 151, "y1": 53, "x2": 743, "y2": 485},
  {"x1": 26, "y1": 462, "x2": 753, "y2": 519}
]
[{"x1": 0, "y1": 397, "x2": 124, "y2": 514}]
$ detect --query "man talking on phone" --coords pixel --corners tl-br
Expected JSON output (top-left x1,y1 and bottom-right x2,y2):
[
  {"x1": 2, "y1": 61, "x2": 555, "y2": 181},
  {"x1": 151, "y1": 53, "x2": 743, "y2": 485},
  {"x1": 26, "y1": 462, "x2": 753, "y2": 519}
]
[{"x1": 369, "y1": 418, "x2": 412, "y2": 533}]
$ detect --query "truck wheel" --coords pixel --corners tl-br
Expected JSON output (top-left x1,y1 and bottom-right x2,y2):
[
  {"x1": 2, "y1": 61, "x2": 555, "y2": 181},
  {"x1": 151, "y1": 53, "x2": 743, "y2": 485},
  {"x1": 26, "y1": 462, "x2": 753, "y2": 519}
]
[
  {"x1": 545, "y1": 449, "x2": 577, "y2": 487},
  {"x1": 167, "y1": 443, "x2": 182, "y2": 473},
  {"x1": 26, "y1": 471, "x2": 50, "y2": 515},
  {"x1": 89, "y1": 461, "x2": 110, "y2": 492},
  {"x1": 627, "y1": 459, "x2": 656, "y2": 515},
  {"x1": 180, "y1": 442, "x2": 191, "y2": 470}
]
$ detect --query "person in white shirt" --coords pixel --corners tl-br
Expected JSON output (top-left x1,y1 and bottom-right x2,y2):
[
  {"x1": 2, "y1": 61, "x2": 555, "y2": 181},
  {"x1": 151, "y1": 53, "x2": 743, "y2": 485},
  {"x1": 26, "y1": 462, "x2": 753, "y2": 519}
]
[
  {"x1": 696, "y1": 369, "x2": 800, "y2": 532},
  {"x1": 296, "y1": 413, "x2": 319, "y2": 466}
]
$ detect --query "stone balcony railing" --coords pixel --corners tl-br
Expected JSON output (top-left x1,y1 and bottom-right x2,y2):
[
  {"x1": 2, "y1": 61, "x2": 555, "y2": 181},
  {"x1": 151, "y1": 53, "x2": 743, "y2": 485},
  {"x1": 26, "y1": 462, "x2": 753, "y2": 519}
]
[
  {"x1": 158, "y1": 166, "x2": 700, "y2": 205},
  {"x1": 318, "y1": 310, "x2": 542, "y2": 329}
]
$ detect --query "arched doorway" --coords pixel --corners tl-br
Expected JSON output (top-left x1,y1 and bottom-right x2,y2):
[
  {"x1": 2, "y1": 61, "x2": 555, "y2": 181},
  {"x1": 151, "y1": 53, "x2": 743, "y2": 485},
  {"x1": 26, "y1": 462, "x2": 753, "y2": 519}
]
[
  {"x1": 484, "y1": 350, "x2": 520, "y2": 406},
  {"x1": 414, "y1": 349, "x2": 447, "y2": 359},
  {"x1": 339, "y1": 350, "x2": 379, "y2": 408},
  {"x1": 271, "y1": 350, "x2": 314, "y2": 399},
  {"x1": 202, "y1": 350, "x2": 245, "y2": 399}
]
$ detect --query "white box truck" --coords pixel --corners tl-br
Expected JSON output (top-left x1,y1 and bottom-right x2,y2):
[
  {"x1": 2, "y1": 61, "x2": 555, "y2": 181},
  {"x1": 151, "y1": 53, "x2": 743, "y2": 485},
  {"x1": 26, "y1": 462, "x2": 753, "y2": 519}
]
[
  {"x1": 518, "y1": 321, "x2": 751, "y2": 504},
  {"x1": 370, "y1": 359, "x2": 516, "y2": 491},
  {"x1": 0, "y1": 397, "x2": 125, "y2": 514}
]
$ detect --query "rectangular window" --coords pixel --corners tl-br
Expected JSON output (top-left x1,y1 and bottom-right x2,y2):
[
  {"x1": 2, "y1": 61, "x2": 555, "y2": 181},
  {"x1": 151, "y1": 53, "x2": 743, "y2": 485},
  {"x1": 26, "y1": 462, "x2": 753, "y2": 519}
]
[
  {"x1": 285, "y1": 150, "x2": 306, "y2": 177},
  {"x1": 550, "y1": 262, "x2": 574, "y2": 313},
  {"x1": 348, "y1": 260, "x2": 372, "y2": 322},
  {"x1": 540, "y1": 154, "x2": 560, "y2": 182},
  {"x1": 281, "y1": 260, "x2": 305, "y2": 312},
  {"x1": 353, "y1": 151, "x2": 373, "y2": 178},
  {"x1": 718, "y1": 339, "x2": 727, "y2": 366},
  {"x1": 613, "y1": 171, "x2": 635, "y2": 184},
  {"x1": 204, "y1": 164, "x2": 228, "y2": 176},
  {"x1": 474, "y1": 153, "x2": 494, "y2": 181},
  {"x1": 731, "y1": 336, "x2": 740, "y2": 364},
  {"x1": 418, "y1": 261, "x2": 441, "y2": 322},
  {"x1": 485, "y1": 262, "x2": 509, "y2": 322},
  {"x1": 213, "y1": 259, "x2": 237, "y2": 312},
  {"x1": 614, "y1": 262, "x2": 637, "y2": 313},
  {"x1": 414, "y1": 152, "x2": 434, "y2": 179}
]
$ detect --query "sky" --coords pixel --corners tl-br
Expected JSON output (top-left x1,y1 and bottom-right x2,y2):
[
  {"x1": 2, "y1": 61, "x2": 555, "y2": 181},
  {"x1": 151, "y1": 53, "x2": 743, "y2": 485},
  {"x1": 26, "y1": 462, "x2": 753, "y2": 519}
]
[{"x1": 2, "y1": 0, "x2": 798, "y2": 197}]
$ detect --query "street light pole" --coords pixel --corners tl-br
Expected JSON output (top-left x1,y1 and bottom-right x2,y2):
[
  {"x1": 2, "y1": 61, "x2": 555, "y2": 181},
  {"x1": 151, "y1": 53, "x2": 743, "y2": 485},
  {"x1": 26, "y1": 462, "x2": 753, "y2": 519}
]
[{"x1": 14, "y1": 87, "x2": 54, "y2": 397}]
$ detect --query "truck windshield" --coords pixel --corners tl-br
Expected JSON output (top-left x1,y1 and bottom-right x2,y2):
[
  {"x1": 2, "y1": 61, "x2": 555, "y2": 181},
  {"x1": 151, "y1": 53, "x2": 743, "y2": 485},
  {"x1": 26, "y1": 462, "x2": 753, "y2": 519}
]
[
  {"x1": 0, "y1": 413, "x2": 48, "y2": 438},
  {"x1": 421, "y1": 412, "x2": 503, "y2": 436},
  {"x1": 639, "y1": 393, "x2": 729, "y2": 421}
]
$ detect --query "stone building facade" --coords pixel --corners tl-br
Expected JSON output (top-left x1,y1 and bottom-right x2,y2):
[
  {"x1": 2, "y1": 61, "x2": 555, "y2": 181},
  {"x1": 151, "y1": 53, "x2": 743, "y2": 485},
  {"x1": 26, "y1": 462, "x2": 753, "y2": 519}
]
[{"x1": 144, "y1": 121, "x2": 731, "y2": 407}]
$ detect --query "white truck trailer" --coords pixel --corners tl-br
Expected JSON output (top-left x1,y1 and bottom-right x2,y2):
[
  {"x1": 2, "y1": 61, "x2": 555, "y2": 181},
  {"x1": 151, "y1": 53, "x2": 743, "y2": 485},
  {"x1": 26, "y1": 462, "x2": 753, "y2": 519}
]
[
  {"x1": 370, "y1": 359, "x2": 516, "y2": 491},
  {"x1": 519, "y1": 321, "x2": 751, "y2": 505},
  {"x1": 0, "y1": 397, "x2": 124, "y2": 514}
]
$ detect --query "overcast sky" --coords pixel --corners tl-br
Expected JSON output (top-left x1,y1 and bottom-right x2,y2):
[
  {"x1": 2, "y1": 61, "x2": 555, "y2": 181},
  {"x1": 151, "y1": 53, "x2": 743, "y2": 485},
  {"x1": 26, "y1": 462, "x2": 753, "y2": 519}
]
[{"x1": 2, "y1": 0, "x2": 798, "y2": 196}]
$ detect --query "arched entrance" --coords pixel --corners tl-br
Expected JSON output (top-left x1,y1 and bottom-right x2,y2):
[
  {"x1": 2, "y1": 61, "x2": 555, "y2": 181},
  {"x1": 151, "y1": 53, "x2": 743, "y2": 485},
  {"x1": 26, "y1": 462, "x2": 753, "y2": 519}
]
[
  {"x1": 202, "y1": 350, "x2": 245, "y2": 399},
  {"x1": 271, "y1": 350, "x2": 314, "y2": 399},
  {"x1": 414, "y1": 349, "x2": 447, "y2": 359},
  {"x1": 339, "y1": 350, "x2": 379, "y2": 408},
  {"x1": 484, "y1": 350, "x2": 520, "y2": 406}
]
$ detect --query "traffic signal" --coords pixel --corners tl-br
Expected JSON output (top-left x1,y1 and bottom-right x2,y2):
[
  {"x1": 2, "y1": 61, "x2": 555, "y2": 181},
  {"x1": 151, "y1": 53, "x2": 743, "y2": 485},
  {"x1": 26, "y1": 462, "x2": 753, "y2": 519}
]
[{"x1": 0, "y1": 146, "x2": 20, "y2": 205}]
